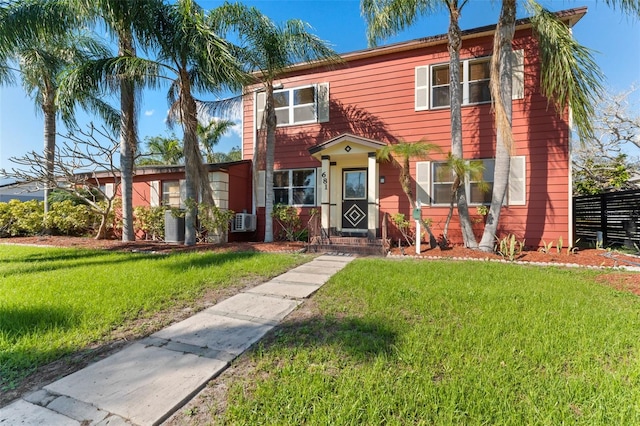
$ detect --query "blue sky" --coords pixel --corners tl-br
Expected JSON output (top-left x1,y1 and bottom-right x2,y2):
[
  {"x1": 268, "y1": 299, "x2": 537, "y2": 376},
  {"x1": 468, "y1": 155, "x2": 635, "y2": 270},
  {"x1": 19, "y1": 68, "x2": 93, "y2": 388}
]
[{"x1": 1, "y1": 0, "x2": 638, "y2": 176}]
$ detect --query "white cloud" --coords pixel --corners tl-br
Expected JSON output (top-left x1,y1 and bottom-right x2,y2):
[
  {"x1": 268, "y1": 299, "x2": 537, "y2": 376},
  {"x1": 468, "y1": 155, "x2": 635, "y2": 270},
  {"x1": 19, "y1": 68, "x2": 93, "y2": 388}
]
[{"x1": 144, "y1": 110, "x2": 154, "y2": 117}]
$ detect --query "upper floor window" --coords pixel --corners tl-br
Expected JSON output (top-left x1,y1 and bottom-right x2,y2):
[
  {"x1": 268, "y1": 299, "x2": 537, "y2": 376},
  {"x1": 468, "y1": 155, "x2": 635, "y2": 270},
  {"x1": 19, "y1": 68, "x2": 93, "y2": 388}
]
[
  {"x1": 256, "y1": 83, "x2": 329, "y2": 129},
  {"x1": 273, "y1": 169, "x2": 316, "y2": 206},
  {"x1": 274, "y1": 86, "x2": 316, "y2": 125},
  {"x1": 416, "y1": 50, "x2": 524, "y2": 110}
]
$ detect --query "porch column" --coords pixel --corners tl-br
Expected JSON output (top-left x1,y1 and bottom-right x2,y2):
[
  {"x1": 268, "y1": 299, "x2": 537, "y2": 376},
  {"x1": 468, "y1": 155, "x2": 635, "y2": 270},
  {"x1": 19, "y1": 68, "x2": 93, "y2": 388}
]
[
  {"x1": 321, "y1": 155, "x2": 331, "y2": 231},
  {"x1": 367, "y1": 152, "x2": 377, "y2": 239}
]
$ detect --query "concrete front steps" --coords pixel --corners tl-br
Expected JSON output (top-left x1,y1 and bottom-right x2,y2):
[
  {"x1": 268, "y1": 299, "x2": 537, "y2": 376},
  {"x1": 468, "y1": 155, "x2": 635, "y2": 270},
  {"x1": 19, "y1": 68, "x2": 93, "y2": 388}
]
[{"x1": 307, "y1": 236, "x2": 389, "y2": 256}]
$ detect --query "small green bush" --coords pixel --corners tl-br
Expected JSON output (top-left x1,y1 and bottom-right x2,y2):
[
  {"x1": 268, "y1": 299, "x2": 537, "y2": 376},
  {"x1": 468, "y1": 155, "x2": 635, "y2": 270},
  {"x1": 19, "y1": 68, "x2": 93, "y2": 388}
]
[
  {"x1": 134, "y1": 205, "x2": 166, "y2": 240},
  {"x1": 0, "y1": 199, "x2": 44, "y2": 236},
  {"x1": 272, "y1": 204, "x2": 303, "y2": 242},
  {"x1": 45, "y1": 200, "x2": 94, "y2": 236},
  {"x1": 198, "y1": 203, "x2": 235, "y2": 243},
  {"x1": 496, "y1": 233, "x2": 525, "y2": 261}
]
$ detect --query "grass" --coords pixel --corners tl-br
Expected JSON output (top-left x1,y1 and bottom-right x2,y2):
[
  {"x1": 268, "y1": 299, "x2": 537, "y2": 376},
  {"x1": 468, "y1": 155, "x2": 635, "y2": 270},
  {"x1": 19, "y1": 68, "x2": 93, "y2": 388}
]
[
  {"x1": 0, "y1": 245, "x2": 309, "y2": 390},
  {"x1": 220, "y1": 259, "x2": 640, "y2": 425}
]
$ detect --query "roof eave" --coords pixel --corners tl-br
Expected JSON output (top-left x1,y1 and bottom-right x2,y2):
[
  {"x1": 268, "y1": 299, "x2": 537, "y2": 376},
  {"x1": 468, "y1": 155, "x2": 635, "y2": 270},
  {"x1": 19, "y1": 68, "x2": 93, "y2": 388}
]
[{"x1": 252, "y1": 7, "x2": 587, "y2": 78}]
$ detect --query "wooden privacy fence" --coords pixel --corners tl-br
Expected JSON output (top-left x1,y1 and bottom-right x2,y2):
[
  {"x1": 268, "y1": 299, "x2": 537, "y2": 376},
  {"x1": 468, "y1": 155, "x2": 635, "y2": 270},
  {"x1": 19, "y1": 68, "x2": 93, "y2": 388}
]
[{"x1": 574, "y1": 189, "x2": 640, "y2": 246}]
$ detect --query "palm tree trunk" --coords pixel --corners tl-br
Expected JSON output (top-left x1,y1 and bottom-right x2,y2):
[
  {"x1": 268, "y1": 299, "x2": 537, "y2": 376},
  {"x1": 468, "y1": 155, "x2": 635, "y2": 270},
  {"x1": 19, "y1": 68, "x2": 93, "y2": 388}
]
[
  {"x1": 42, "y1": 87, "x2": 56, "y2": 219},
  {"x1": 447, "y1": 4, "x2": 477, "y2": 248},
  {"x1": 443, "y1": 176, "x2": 461, "y2": 243},
  {"x1": 118, "y1": 35, "x2": 136, "y2": 242},
  {"x1": 180, "y1": 71, "x2": 201, "y2": 246},
  {"x1": 479, "y1": 0, "x2": 516, "y2": 252},
  {"x1": 264, "y1": 84, "x2": 276, "y2": 242}
]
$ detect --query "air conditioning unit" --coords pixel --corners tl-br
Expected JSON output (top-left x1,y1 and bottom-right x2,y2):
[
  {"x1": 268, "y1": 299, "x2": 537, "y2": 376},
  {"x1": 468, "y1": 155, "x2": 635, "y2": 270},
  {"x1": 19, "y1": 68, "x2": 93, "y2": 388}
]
[{"x1": 233, "y1": 213, "x2": 256, "y2": 232}]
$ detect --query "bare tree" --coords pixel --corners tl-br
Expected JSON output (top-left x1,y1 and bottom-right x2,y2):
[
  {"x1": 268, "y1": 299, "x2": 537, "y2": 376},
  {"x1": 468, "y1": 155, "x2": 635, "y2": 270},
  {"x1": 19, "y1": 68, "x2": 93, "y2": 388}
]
[
  {"x1": 573, "y1": 86, "x2": 640, "y2": 194},
  {"x1": 1, "y1": 124, "x2": 122, "y2": 239}
]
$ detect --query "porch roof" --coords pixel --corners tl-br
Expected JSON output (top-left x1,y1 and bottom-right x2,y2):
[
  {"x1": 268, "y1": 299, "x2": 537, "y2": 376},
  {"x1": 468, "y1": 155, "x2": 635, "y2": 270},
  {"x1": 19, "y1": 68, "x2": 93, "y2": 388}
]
[{"x1": 309, "y1": 133, "x2": 387, "y2": 159}]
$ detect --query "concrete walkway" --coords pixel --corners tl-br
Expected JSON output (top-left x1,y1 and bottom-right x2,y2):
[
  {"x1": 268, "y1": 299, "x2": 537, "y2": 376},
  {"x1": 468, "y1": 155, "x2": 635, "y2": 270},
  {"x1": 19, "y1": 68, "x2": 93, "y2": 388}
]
[{"x1": 0, "y1": 254, "x2": 354, "y2": 426}]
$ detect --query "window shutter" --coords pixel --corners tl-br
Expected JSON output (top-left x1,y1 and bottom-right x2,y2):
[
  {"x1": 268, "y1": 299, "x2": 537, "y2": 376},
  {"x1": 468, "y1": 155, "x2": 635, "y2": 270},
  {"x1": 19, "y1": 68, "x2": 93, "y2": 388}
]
[
  {"x1": 105, "y1": 183, "x2": 114, "y2": 198},
  {"x1": 415, "y1": 66, "x2": 429, "y2": 110},
  {"x1": 150, "y1": 180, "x2": 160, "y2": 207},
  {"x1": 256, "y1": 91, "x2": 266, "y2": 129},
  {"x1": 415, "y1": 161, "x2": 431, "y2": 205},
  {"x1": 256, "y1": 170, "x2": 266, "y2": 208},
  {"x1": 317, "y1": 82, "x2": 330, "y2": 123},
  {"x1": 179, "y1": 179, "x2": 186, "y2": 208},
  {"x1": 511, "y1": 49, "x2": 524, "y2": 100},
  {"x1": 508, "y1": 156, "x2": 526, "y2": 205}
]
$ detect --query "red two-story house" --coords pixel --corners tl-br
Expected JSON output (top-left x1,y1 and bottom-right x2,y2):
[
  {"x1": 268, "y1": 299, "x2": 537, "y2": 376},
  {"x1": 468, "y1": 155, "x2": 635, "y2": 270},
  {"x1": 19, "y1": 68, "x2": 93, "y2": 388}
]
[{"x1": 242, "y1": 7, "x2": 584, "y2": 248}]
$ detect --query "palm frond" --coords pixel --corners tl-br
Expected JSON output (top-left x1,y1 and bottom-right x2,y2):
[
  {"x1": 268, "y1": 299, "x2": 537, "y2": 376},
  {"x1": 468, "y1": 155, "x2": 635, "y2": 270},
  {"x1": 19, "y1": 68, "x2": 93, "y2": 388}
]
[
  {"x1": 528, "y1": 0, "x2": 604, "y2": 140},
  {"x1": 602, "y1": 0, "x2": 640, "y2": 16},
  {"x1": 0, "y1": 0, "x2": 82, "y2": 54},
  {"x1": 195, "y1": 95, "x2": 242, "y2": 122},
  {"x1": 377, "y1": 138, "x2": 441, "y2": 163},
  {"x1": 361, "y1": 0, "x2": 442, "y2": 47}
]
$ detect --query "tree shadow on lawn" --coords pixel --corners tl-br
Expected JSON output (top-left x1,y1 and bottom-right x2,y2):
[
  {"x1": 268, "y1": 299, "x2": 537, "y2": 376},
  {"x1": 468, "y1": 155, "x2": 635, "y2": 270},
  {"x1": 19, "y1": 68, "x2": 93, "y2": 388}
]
[
  {"x1": 0, "y1": 251, "x2": 164, "y2": 278},
  {"x1": 261, "y1": 314, "x2": 399, "y2": 362},
  {"x1": 0, "y1": 305, "x2": 79, "y2": 342},
  {"x1": 160, "y1": 251, "x2": 264, "y2": 272},
  {"x1": 1, "y1": 248, "x2": 109, "y2": 264},
  {"x1": 0, "y1": 305, "x2": 80, "y2": 391}
]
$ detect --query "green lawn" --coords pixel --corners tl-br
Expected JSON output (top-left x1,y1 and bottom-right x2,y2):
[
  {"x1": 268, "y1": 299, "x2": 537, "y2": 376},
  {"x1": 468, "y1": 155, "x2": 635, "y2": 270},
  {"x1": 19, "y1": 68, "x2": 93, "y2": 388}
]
[
  {"x1": 0, "y1": 245, "x2": 309, "y2": 390},
  {"x1": 220, "y1": 259, "x2": 640, "y2": 425}
]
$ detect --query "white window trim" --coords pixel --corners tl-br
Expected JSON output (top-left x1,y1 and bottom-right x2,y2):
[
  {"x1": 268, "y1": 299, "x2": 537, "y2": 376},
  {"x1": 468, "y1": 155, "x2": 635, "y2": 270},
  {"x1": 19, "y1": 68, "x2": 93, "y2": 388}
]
[
  {"x1": 415, "y1": 49, "x2": 524, "y2": 111},
  {"x1": 273, "y1": 168, "x2": 317, "y2": 207},
  {"x1": 150, "y1": 180, "x2": 160, "y2": 207},
  {"x1": 417, "y1": 156, "x2": 526, "y2": 207},
  {"x1": 161, "y1": 180, "x2": 182, "y2": 208},
  {"x1": 430, "y1": 56, "x2": 492, "y2": 109},
  {"x1": 430, "y1": 159, "x2": 493, "y2": 207},
  {"x1": 256, "y1": 82, "x2": 329, "y2": 129},
  {"x1": 274, "y1": 84, "x2": 317, "y2": 127}
]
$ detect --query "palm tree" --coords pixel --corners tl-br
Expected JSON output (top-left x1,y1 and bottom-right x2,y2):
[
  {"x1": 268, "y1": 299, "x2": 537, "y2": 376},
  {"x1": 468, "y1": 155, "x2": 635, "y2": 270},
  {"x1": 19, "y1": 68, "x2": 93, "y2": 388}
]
[
  {"x1": 377, "y1": 139, "x2": 441, "y2": 248},
  {"x1": 137, "y1": 134, "x2": 183, "y2": 166},
  {"x1": 67, "y1": 0, "x2": 165, "y2": 242},
  {"x1": 364, "y1": 0, "x2": 638, "y2": 251},
  {"x1": 151, "y1": 0, "x2": 248, "y2": 245},
  {"x1": 213, "y1": 3, "x2": 341, "y2": 242},
  {"x1": 0, "y1": 28, "x2": 114, "y2": 216},
  {"x1": 64, "y1": 0, "x2": 245, "y2": 246},
  {"x1": 441, "y1": 154, "x2": 487, "y2": 245},
  {"x1": 197, "y1": 119, "x2": 236, "y2": 163},
  {"x1": 476, "y1": 0, "x2": 637, "y2": 251},
  {"x1": 362, "y1": 0, "x2": 478, "y2": 247}
]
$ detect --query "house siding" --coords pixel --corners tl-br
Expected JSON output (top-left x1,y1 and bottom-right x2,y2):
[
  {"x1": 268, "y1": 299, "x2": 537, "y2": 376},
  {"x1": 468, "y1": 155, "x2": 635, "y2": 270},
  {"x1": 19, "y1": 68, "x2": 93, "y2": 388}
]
[
  {"x1": 243, "y1": 25, "x2": 573, "y2": 247},
  {"x1": 95, "y1": 161, "x2": 254, "y2": 242}
]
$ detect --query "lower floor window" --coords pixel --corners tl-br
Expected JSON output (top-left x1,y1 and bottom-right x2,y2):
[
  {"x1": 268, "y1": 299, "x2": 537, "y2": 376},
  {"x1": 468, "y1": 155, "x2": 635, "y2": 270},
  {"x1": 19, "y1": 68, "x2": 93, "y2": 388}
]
[
  {"x1": 162, "y1": 180, "x2": 181, "y2": 207},
  {"x1": 418, "y1": 157, "x2": 525, "y2": 207},
  {"x1": 273, "y1": 169, "x2": 316, "y2": 206},
  {"x1": 432, "y1": 159, "x2": 494, "y2": 205}
]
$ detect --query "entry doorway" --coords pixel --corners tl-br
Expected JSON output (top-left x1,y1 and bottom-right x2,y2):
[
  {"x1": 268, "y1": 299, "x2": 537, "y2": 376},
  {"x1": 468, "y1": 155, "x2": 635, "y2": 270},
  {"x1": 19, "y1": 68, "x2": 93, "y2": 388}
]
[{"x1": 341, "y1": 169, "x2": 368, "y2": 235}]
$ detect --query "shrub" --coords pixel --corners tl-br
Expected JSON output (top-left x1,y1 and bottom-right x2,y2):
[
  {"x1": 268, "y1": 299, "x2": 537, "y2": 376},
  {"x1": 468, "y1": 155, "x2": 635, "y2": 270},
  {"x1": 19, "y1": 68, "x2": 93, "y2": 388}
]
[
  {"x1": 198, "y1": 203, "x2": 235, "y2": 243},
  {"x1": 271, "y1": 204, "x2": 303, "y2": 242},
  {"x1": 0, "y1": 199, "x2": 44, "y2": 236},
  {"x1": 390, "y1": 213, "x2": 414, "y2": 246},
  {"x1": 496, "y1": 234, "x2": 525, "y2": 261},
  {"x1": 134, "y1": 206, "x2": 166, "y2": 240},
  {"x1": 46, "y1": 200, "x2": 95, "y2": 236}
]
